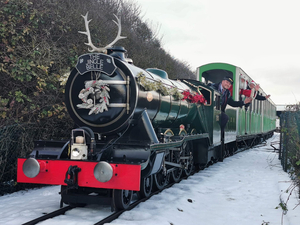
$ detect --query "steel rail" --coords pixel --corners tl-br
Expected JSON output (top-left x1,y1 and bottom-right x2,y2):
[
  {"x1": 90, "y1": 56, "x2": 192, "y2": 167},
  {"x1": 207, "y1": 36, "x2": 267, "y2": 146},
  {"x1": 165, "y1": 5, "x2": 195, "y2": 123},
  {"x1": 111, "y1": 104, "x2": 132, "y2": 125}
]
[
  {"x1": 22, "y1": 205, "x2": 75, "y2": 225},
  {"x1": 93, "y1": 182, "x2": 177, "y2": 225}
]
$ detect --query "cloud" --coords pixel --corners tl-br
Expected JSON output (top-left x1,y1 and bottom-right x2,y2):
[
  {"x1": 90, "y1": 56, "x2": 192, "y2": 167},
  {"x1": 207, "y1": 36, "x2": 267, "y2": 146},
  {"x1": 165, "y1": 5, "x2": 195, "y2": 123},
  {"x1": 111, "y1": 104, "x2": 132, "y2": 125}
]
[{"x1": 135, "y1": 0, "x2": 300, "y2": 105}]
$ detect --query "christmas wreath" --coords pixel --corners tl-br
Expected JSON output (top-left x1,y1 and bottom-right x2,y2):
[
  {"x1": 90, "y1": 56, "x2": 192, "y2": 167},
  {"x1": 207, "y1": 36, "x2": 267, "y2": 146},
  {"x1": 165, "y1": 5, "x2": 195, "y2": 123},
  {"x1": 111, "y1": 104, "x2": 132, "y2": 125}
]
[{"x1": 77, "y1": 80, "x2": 110, "y2": 115}]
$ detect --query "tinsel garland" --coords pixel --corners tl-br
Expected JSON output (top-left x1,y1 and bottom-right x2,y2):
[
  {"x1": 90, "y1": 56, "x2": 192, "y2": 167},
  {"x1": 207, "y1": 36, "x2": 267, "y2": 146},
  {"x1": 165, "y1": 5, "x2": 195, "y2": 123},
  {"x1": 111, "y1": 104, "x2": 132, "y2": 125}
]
[
  {"x1": 136, "y1": 72, "x2": 184, "y2": 100},
  {"x1": 136, "y1": 73, "x2": 206, "y2": 104}
]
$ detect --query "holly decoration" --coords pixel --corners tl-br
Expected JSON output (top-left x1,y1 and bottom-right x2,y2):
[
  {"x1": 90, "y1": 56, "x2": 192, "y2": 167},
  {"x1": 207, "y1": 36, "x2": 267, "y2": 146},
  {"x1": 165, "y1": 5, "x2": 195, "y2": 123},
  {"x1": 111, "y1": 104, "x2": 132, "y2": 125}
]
[{"x1": 182, "y1": 90, "x2": 206, "y2": 104}]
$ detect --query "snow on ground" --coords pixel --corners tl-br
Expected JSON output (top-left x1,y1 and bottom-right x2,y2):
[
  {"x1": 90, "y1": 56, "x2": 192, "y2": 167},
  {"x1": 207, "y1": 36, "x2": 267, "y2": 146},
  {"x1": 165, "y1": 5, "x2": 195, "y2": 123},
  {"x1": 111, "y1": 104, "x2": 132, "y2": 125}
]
[{"x1": 0, "y1": 133, "x2": 299, "y2": 225}]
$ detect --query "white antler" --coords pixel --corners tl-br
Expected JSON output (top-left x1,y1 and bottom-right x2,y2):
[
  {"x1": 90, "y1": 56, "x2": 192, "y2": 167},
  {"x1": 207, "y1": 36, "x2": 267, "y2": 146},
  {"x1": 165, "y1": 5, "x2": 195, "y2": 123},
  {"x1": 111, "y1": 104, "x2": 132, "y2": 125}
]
[
  {"x1": 78, "y1": 12, "x2": 126, "y2": 53},
  {"x1": 106, "y1": 14, "x2": 127, "y2": 48}
]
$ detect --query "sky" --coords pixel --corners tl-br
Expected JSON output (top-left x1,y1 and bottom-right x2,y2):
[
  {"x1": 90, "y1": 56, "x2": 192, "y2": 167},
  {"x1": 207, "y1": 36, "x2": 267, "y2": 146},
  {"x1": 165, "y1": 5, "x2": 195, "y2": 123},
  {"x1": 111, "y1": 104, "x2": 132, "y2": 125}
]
[
  {"x1": 1, "y1": 133, "x2": 299, "y2": 225},
  {"x1": 131, "y1": 0, "x2": 300, "y2": 106}
]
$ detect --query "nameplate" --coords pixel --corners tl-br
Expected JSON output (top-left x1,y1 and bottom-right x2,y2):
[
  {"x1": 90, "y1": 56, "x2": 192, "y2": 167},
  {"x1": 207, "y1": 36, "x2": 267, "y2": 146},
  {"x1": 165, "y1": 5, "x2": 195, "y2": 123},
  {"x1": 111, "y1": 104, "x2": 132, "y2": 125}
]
[{"x1": 76, "y1": 53, "x2": 117, "y2": 76}]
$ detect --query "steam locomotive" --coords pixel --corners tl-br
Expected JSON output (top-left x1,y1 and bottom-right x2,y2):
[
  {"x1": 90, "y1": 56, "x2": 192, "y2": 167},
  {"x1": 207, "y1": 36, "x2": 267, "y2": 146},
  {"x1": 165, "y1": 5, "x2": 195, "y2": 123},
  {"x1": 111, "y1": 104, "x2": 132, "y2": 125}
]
[{"x1": 17, "y1": 14, "x2": 276, "y2": 211}]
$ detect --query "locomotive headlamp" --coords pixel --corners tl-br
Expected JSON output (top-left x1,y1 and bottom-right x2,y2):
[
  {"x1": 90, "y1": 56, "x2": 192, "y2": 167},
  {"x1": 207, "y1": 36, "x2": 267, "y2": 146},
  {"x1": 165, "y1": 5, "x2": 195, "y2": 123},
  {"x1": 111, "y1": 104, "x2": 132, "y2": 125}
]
[
  {"x1": 22, "y1": 158, "x2": 46, "y2": 178},
  {"x1": 71, "y1": 148, "x2": 80, "y2": 157},
  {"x1": 70, "y1": 135, "x2": 88, "y2": 160},
  {"x1": 94, "y1": 162, "x2": 113, "y2": 182}
]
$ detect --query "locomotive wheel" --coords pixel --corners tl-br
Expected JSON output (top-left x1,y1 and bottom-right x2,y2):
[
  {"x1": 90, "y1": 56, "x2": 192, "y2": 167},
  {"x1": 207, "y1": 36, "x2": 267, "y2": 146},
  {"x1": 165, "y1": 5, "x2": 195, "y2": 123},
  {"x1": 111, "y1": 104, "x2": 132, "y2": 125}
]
[
  {"x1": 171, "y1": 167, "x2": 182, "y2": 182},
  {"x1": 113, "y1": 189, "x2": 133, "y2": 210},
  {"x1": 171, "y1": 151, "x2": 183, "y2": 182},
  {"x1": 139, "y1": 175, "x2": 153, "y2": 198},
  {"x1": 154, "y1": 152, "x2": 170, "y2": 190},
  {"x1": 183, "y1": 141, "x2": 194, "y2": 176},
  {"x1": 154, "y1": 170, "x2": 170, "y2": 190}
]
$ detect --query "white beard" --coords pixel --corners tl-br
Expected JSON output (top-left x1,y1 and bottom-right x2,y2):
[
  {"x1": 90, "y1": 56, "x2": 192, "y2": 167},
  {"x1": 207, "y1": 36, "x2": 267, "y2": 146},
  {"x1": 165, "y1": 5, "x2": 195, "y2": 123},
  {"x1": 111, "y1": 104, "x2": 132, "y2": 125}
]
[{"x1": 239, "y1": 80, "x2": 247, "y2": 90}]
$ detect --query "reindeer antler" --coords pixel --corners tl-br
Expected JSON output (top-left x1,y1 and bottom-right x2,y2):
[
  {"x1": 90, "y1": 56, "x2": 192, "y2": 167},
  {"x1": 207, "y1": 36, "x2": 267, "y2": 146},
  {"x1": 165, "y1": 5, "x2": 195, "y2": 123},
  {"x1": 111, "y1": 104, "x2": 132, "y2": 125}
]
[
  {"x1": 107, "y1": 15, "x2": 127, "y2": 48},
  {"x1": 78, "y1": 12, "x2": 126, "y2": 53}
]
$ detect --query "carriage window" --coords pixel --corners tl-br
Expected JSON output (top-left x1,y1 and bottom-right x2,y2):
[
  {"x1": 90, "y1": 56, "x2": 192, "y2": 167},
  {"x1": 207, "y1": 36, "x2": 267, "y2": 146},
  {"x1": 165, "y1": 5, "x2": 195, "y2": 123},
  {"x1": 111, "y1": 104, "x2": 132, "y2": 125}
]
[
  {"x1": 256, "y1": 101, "x2": 258, "y2": 114},
  {"x1": 259, "y1": 101, "x2": 262, "y2": 114},
  {"x1": 198, "y1": 87, "x2": 211, "y2": 106},
  {"x1": 255, "y1": 100, "x2": 258, "y2": 114}
]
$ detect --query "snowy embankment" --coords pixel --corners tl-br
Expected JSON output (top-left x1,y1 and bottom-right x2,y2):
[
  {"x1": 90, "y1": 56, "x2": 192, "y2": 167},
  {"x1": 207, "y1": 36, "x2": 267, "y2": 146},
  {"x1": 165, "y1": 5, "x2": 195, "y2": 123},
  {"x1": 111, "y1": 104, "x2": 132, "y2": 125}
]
[{"x1": 0, "y1": 133, "x2": 299, "y2": 225}]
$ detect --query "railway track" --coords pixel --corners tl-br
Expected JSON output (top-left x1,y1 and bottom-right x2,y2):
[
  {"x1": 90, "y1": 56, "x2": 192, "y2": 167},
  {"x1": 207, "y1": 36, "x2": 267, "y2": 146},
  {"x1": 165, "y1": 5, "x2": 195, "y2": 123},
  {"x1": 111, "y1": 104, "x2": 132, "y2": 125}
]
[
  {"x1": 22, "y1": 205, "x2": 75, "y2": 225},
  {"x1": 20, "y1": 181, "x2": 178, "y2": 225}
]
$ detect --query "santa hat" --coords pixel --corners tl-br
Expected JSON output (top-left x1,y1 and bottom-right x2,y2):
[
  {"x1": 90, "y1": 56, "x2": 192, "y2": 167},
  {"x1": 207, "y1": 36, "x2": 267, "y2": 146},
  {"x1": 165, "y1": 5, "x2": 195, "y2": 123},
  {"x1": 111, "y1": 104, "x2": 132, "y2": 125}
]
[
  {"x1": 240, "y1": 74, "x2": 247, "y2": 80},
  {"x1": 250, "y1": 80, "x2": 256, "y2": 85}
]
